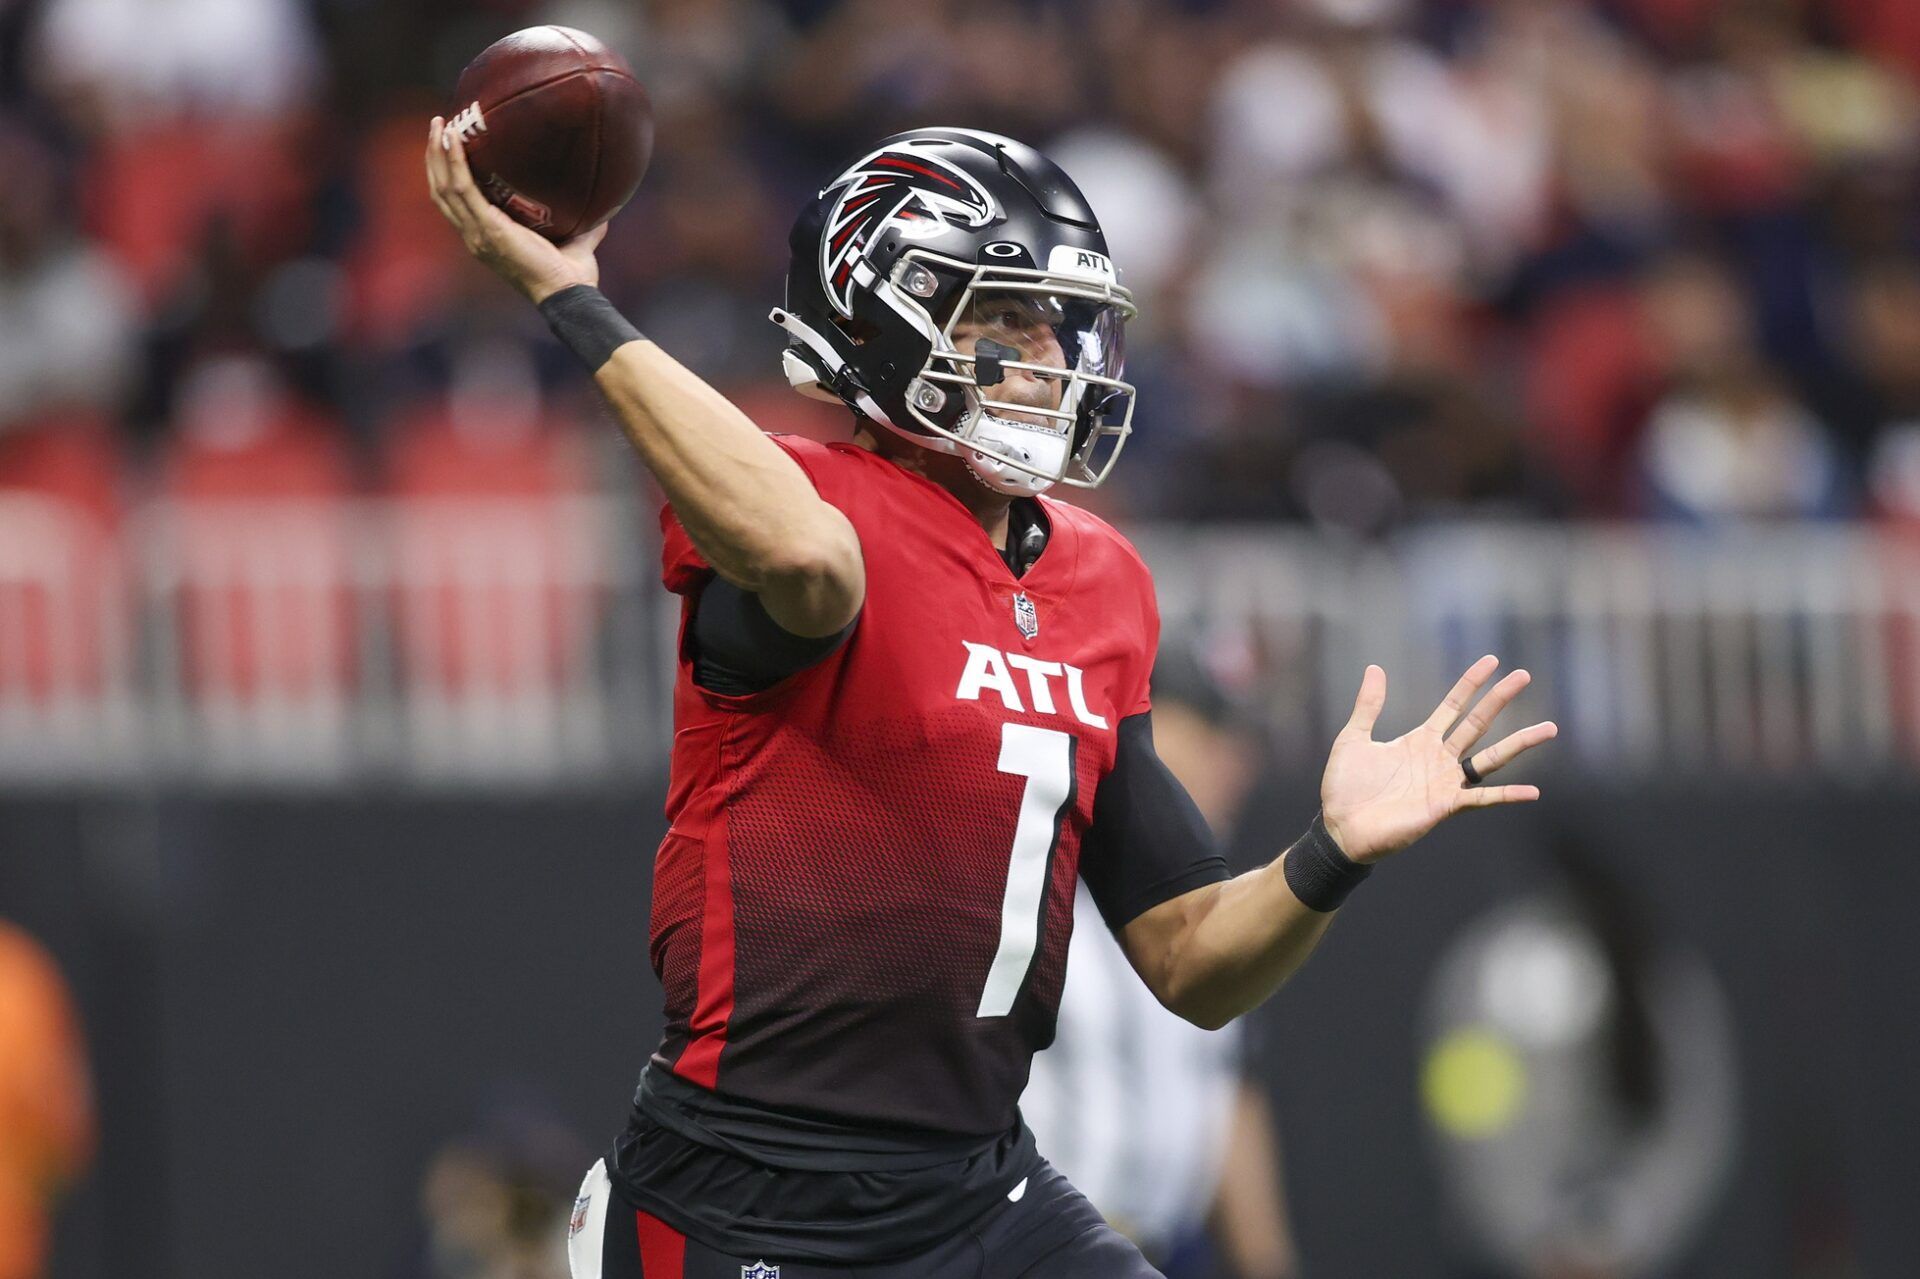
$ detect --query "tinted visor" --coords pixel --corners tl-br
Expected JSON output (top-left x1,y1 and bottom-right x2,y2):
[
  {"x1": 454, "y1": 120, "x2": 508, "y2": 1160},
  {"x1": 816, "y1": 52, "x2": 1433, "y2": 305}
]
[{"x1": 953, "y1": 290, "x2": 1127, "y2": 389}]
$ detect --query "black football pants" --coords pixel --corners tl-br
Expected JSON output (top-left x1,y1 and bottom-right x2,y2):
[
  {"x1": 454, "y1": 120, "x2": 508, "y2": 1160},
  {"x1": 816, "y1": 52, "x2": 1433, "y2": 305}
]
[{"x1": 567, "y1": 1157, "x2": 1163, "y2": 1279}]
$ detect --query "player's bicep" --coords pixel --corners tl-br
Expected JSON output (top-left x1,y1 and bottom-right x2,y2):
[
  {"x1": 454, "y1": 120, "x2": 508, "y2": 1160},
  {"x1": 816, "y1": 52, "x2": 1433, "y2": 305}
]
[
  {"x1": 1079, "y1": 711, "x2": 1231, "y2": 933},
  {"x1": 752, "y1": 498, "x2": 865, "y2": 638},
  {"x1": 658, "y1": 439, "x2": 866, "y2": 637}
]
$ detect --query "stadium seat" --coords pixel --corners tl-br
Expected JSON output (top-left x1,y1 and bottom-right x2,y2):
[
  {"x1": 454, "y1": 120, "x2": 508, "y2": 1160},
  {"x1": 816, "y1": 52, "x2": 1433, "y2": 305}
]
[
  {"x1": 341, "y1": 114, "x2": 474, "y2": 349},
  {"x1": 381, "y1": 396, "x2": 605, "y2": 773},
  {"x1": 1523, "y1": 286, "x2": 1658, "y2": 514},
  {"x1": 80, "y1": 119, "x2": 314, "y2": 310},
  {"x1": 155, "y1": 362, "x2": 357, "y2": 772},
  {"x1": 0, "y1": 413, "x2": 127, "y2": 713}
]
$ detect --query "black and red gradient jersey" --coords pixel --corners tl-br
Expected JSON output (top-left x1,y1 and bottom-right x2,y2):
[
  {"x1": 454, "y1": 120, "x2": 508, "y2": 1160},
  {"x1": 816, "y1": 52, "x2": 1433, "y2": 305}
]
[{"x1": 649, "y1": 436, "x2": 1159, "y2": 1137}]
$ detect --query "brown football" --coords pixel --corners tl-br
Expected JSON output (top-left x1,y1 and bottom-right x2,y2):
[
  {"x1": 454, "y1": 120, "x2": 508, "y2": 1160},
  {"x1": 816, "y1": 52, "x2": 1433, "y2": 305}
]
[{"x1": 450, "y1": 26, "x2": 654, "y2": 242}]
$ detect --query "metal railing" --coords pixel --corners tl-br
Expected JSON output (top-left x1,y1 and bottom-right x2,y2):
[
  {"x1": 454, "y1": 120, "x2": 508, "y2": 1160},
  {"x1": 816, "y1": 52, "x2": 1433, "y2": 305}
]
[
  {"x1": 1139, "y1": 523, "x2": 1911, "y2": 779},
  {"x1": 0, "y1": 494, "x2": 1912, "y2": 787}
]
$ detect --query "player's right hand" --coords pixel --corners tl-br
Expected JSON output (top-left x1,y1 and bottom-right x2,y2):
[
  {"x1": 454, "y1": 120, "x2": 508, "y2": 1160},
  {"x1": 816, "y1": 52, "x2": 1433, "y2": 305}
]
[{"x1": 425, "y1": 116, "x2": 605, "y2": 305}]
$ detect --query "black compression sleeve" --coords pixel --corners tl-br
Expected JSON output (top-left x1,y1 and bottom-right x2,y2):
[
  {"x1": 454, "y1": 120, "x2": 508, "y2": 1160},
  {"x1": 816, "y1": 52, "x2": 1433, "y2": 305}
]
[
  {"x1": 689, "y1": 576, "x2": 855, "y2": 696},
  {"x1": 1080, "y1": 711, "x2": 1232, "y2": 932}
]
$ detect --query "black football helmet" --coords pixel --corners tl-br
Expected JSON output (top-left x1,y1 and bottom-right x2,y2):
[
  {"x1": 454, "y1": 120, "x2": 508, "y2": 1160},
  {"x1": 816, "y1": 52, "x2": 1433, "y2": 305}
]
[{"x1": 772, "y1": 128, "x2": 1137, "y2": 494}]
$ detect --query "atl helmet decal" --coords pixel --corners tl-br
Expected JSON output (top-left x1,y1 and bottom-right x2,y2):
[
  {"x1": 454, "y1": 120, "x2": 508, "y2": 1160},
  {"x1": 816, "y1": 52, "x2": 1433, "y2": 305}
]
[{"x1": 819, "y1": 146, "x2": 998, "y2": 316}]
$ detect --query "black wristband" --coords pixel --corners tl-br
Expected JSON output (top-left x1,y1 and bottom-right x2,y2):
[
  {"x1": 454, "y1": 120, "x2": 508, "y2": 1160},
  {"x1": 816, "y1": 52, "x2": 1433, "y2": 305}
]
[
  {"x1": 538, "y1": 285, "x2": 643, "y2": 371},
  {"x1": 1282, "y1": 813, "x2": 1372, "y2": 913}
]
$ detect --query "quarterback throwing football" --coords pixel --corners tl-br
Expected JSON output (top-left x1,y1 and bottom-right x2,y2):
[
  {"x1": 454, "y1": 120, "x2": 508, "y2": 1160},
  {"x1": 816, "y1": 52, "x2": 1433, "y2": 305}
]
[{"x1": 426, "y1": 119, "x2": 1556, "y2": 1279}]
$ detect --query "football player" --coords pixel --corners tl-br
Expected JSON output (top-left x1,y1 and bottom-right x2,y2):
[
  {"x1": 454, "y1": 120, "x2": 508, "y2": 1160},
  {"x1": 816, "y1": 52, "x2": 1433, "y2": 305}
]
[{"x1": 426, "y1": 122, "x2": 1556, "y2": 1279}]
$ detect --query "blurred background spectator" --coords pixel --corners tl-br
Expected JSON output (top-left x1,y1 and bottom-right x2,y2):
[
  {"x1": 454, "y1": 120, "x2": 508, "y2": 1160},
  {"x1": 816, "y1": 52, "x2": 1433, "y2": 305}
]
[
  {"x1": 402, "y1": 1104, "x2": 589, "y2": 1279},
  {"x1": 0, "y1": 0, "x2": 1917, "y2": 529}
]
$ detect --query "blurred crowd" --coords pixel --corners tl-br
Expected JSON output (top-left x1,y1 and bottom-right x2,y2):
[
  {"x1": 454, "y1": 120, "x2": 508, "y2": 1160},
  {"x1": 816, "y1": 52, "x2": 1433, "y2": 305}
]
[{"x1": 3, "y1": 0, "x2": 1920, "y2": 532}]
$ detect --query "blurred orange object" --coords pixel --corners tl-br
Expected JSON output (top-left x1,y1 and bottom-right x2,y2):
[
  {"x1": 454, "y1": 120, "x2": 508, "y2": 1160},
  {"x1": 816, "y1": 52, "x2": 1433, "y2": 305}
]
[{"x1": 0, "y1": 921, "x2": 94, "y2": 1279}]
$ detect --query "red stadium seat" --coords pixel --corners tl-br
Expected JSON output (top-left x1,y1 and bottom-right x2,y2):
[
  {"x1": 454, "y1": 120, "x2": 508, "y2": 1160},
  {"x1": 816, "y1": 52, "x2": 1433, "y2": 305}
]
[
  {"x1": 382, "y1": 401, "x2": 601, "y2": 702},
  {"x1": 0, "y1": 415, "x2": 127, "y2": 708},
  {"x1": 0, "y1": 412, "x2": 124, "y2": 528},
  {"x1": 79, "y1": 119, "x2": 315, "y2": 310},
  {"x1": 1833, "y1": 0, "x2": 1920, "y2": 86},
  {"x1": 1523, "y1": 286, "x2": 1658, "y2": 514},
  {"x1": 156, "y1": 374, "x2": 357, "y2": 714},
  {"x1": 342, "y1": 115, "x2": 474, "y2": 348}
]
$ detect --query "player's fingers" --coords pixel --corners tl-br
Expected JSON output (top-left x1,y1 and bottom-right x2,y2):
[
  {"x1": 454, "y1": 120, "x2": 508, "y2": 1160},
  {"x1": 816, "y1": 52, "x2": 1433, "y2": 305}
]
[
  {"x1": 444, "y1": 139, "x2": 511, "y2": 242},
  {"x1": 435, "y1": 128, "x2": 516, "y2": 253},
  {"x1": 1444, "y1": 668, "x2": 1531, "y2": 754},
  {"x1": 426, "y1": 165, "x2": 462, "y2": 229},
  {"x1": 1465, "y1": 720, "x2": 1557, "y2": 778},
  {"x1": 425, "y1": 117, "x2": 450, "y2": 194},
  {"x1": 427, "y1": 117, "x2": 463, "y2": 197},
  {"x1": 422, "y1": 171, "x2": 462, "y2": 236},
  {"x1": 426, "y1": 175, "x2": 456, "y2": 227},
  {"x1": 1424, "y1": 654, "x2": 1499, "y2": 732},
  {"x1": 443, "y1": 123, "x2": 484, "y2": 200},
  {"x1": 1457, "y1": 783, "x2": 1540, "y2": 809},
  {"x1": 431, "y1": 121, "x2": 483, "y2": 212},
  {"x1": 1344, "y1": 664, "x2": 1387, "y2": 736},
  {"x1": 425, "y1": 119, "x2": 476, "y2": 230}
]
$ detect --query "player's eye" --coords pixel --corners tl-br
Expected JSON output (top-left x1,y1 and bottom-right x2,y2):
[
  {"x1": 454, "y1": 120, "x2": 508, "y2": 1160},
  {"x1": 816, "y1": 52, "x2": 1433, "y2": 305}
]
[{"x1": 968, "y1": 297, "x2": 1033, "y2": 329}]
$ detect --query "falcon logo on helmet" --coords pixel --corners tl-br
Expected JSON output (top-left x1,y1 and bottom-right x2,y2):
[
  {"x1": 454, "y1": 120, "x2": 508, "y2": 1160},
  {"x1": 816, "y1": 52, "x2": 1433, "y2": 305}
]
[
  {"x1": 772, "y1": 128, "x2": 1138, "y2": 496},
  {"x1": 819, "y1": 146, "x2": 998, "y2": 317}
]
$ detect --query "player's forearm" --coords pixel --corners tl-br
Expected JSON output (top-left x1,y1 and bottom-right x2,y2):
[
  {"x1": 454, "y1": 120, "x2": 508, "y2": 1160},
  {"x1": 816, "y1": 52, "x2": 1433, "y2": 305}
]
[
  {"x1": 594, "y1": 341, "x2": 864, "y2": 632},
  {"x1": 1152, "y1": 858, "x2": 1335, "y2": 1030}
]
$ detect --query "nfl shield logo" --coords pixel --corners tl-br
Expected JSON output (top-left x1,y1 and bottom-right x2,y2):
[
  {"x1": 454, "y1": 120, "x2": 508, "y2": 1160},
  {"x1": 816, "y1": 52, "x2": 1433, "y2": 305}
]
[
  {"x1": 568, "y1": 1195, "x2": 591, "y2": 1238},
  {"x1": 1012, "y1": 592, "x2": 1039, "y2": 640},
  {"x1": 742, "y1": 1265, "x2": 780, "y2": 1279}
]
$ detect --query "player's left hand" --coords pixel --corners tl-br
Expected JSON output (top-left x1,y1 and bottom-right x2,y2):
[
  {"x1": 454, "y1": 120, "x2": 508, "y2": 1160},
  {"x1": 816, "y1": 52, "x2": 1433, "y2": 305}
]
[
  {"x1": 1320, "y1": 656, "x2": 1556, "y2": 864},
  {"x1": 425, "y1": 115, "x2": 605, "y2": 305}
]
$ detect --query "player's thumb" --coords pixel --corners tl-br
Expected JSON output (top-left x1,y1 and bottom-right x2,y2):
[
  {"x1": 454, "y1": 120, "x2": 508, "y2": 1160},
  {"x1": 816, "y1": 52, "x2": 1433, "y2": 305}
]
[
  {"x1": 1345, "y1": 664, "x2": 1386, "y2": 735},
  {"x1": 565, "y1": 221, "x2": 610, "y2": 255}
]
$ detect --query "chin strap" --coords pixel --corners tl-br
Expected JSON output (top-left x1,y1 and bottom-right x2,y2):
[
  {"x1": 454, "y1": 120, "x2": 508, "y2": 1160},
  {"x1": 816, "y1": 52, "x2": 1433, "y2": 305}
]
[{"x1": 768, "y1": 308, "x2": 899, "y2": 427}]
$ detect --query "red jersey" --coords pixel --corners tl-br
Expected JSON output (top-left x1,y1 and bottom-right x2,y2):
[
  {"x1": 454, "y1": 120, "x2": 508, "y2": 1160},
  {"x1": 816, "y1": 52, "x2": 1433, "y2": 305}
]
[{"x1": 649, "y1": 436, "x2": 1158, "y2": 1136}]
